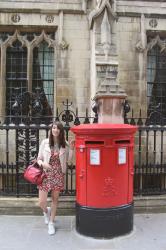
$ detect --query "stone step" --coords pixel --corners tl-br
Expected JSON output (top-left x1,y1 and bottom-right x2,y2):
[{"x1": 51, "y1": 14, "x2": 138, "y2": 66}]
[
  {"x1": 0, "y1": 195, "x2": 166, "y2": 215},
  {"x1": 0, "y1": 196, "x2": 76, "y2": 216}
]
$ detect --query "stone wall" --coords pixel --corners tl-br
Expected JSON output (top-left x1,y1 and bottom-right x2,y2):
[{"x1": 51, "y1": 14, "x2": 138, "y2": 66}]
[
  {"x1": 117, "y1": 16, "x2": 144, "y2": 115},
  {"x1": 0, "y1": 0, "x2": 91, "y2": 118},
  {"x1": 0, "y1": 0, "x2": 165, "y2": 116},
  {"x1": 117, "y1": 0, "x2": 166, "y2": 116},
  {"x1": 57, "y1": 13, "x2": 90, "y2": 113}
]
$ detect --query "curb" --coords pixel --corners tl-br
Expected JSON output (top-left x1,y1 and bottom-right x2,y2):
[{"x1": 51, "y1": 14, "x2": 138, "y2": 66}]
[{"x1": 0, "y1": 195, "x2": 166, "y2": 215}]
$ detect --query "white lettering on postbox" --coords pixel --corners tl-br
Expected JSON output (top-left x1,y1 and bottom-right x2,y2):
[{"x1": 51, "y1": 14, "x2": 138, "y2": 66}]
[
  {"x1": 118, "y1": 148, "x2": 126, "y2": 165},
  {"x1": 90, "y1": 149, "x2": 100, "y2": 165}
]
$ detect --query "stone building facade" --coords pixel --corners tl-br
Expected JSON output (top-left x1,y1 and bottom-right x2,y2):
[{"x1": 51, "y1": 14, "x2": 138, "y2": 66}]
[
  {"x1": 0, "y1": 0, "x2": 166, "y2": 196},
  {"x1": 0, "y1": 0, "x2": 165, "y2": 120}
]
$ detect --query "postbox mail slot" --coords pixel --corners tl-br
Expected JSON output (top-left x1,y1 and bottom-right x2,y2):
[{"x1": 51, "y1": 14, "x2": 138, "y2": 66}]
[
  {"x1": 85, "y1": 141, "x2": 104, "y2": 145},
  {"x1": 115, "y1": 140, "x2": 130, "y2": 144}
]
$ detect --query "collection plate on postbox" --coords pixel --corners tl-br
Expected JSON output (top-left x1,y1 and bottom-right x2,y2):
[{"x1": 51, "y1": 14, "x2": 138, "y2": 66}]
[
  {"x1": 118, "y1": 147, "x2": 127, "y2": 165},
  {"x1": 90, "y1": 149, "x2": 100, "y2": 165}
]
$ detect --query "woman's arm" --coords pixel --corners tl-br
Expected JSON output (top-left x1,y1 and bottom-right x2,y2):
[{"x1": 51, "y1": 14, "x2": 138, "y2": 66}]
[
  {"x1": 60, "y1": 149, "x2": 67, "y2": 174},
  {"x1": 37, "y1": 140, "x2": 45, "y2": 166},
  {"x1": 37, "y1": 139, "x2": 51, "y2": 170},
  {"x1": 59, "y1": 140, "x2": 75, "y2": 173}
]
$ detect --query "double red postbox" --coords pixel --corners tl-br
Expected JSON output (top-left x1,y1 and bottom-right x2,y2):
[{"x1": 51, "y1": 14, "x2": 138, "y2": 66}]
[{"x1": 71, "y1": 123, "x2": 137, "y2": 238}]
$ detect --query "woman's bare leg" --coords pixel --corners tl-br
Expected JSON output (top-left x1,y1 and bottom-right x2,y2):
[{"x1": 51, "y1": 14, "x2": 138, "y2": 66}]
[
  {"x1": 38, "y1": 189, "x2": 48, "y2": 213},
  {"x1": 50, "y1": 190, "x2": 60, "y2": 222}
]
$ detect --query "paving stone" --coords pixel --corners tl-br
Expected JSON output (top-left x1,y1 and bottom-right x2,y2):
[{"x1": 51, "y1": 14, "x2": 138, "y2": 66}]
[{"x1": 0, "y1": 214, "x2": 166, "y2": 250}]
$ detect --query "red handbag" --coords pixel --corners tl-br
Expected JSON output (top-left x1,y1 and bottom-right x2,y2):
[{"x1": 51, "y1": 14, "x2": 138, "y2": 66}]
[{"x1": 24, "y1": 161, "x2": 46, "y2": 185}]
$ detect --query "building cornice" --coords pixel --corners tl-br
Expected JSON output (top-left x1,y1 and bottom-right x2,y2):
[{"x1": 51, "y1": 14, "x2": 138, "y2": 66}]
[
  {"x1": 116, "y1": 0, "x2": 166, "y2": 18},
  {"x1": 0, "y1": 1, "x2": 166, "y2": 18},
  {"x1": 119, "y1": 0, "x2": 166, "y2": 2},
  {"x1": 0, "y1": 1, "x2": 85, "y2": 14},
  {"x1": 117, "y1": 12, "x2": 166, "y2": 19}
]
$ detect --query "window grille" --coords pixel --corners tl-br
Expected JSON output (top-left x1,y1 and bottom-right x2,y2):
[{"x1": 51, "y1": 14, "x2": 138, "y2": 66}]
[
  {"x1": 33, "y1": 41, "x2": 54, "y2": 114},
  {"x1": 147, "y1": 44, "x2": 166, "y2": 124},
  {"x1": 6, "y1": 40, "x2": 27, "y2": 117},
  {"x1": 2, "y1": 31, "x2": 55, "y2": 121}
]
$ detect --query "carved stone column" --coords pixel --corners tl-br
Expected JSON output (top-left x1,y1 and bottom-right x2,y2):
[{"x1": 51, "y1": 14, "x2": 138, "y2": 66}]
[
  {"x1": 89, "y1": 0, "x2": 126, "y2": 123},
  {"x1": 94, "y1": 63, "x2": 126, "y2": 123}
]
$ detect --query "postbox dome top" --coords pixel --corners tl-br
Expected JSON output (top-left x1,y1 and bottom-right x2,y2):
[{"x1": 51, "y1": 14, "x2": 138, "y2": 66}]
[{"x1": 71, "y1": 123, "x2": 138, "y2": 135}]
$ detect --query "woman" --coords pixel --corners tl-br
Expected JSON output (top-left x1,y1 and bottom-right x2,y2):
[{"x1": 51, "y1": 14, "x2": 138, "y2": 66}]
[{"x1": 37, "y1": 121, "x2": 74, "y2": 235}]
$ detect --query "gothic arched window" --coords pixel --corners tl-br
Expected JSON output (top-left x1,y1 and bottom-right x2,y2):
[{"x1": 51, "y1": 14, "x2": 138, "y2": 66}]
[
  {"x1": 0, "y1": 30, "x2": 56, "y2": 123},
  {"x1": 33, "y1": 41, "x2": 54, "y2": 114},
  {"x1": 6, "y1": 40, "x2": 28, "y2": 117},
  {"x1": 147, "y1": 38, "x2": 166, "y2": 125}
]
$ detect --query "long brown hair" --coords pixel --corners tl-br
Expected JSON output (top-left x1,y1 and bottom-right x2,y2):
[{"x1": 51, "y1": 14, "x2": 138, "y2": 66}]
[{"x1": 49, "y1": 121, "x2": 66, "y2": 148}]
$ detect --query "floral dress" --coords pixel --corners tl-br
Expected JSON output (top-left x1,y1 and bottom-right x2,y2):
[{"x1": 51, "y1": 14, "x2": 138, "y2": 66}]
[{"x1": 38, "y1": 150, "x2": 64, "y2": 192}]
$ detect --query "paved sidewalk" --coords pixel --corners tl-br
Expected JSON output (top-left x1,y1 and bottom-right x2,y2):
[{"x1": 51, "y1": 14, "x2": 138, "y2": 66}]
[{"x1": 0, "y1": 214, "x2": 166, "y2": 250}]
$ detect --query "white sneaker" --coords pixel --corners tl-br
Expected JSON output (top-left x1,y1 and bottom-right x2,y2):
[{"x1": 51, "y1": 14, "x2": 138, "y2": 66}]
[
  {"x1": 48, "y1": 222, "x2": 55, "y2": 235},
  {"x1": 43, "y1": 207, "x2": 51, "y2": 225}
]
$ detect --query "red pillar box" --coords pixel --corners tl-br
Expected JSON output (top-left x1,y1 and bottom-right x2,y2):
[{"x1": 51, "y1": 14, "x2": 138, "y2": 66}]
[{"x1": 71, "y1": 124, "x2": 137, "y2": 238}]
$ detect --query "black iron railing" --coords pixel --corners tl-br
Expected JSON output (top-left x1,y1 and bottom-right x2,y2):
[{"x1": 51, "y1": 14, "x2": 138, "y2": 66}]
[
  {"x1": 125, "y1": 109, "x2": 166, "y2": 195},
  {"x1": 0, "y1": 99, "x2": 97, "y2": 197},
  {"x1": 1, "y1": 99, "x2": 166, "y2": 197}
]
